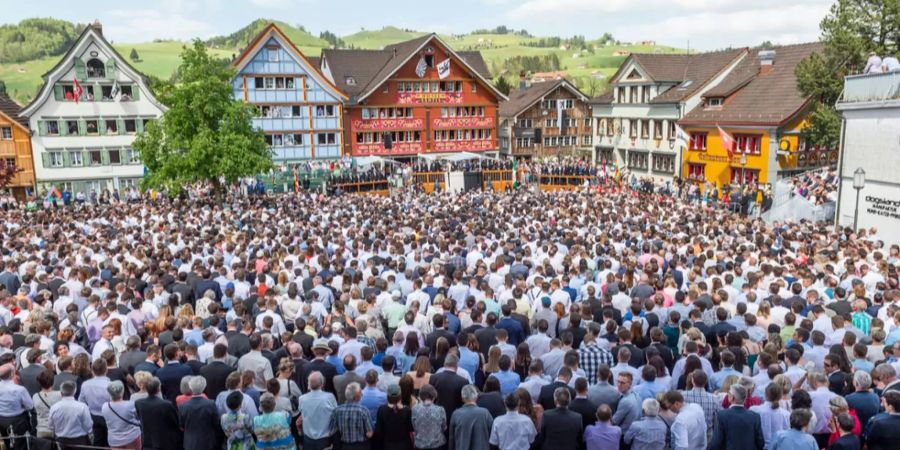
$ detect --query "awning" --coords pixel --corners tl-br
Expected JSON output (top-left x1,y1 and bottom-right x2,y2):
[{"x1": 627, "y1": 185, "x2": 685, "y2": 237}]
[
  {"x1": 440, "y1": 151, "x2": 500, "y2": 162},
  {"x1": 354, "y1": 156, "x2": 402, "y2": 168}
]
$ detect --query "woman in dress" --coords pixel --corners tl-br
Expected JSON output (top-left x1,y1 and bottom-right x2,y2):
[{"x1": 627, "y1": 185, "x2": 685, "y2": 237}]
[
  {"x1": 407, "y1": 355, "x2": 432, "y2": 392},
  {"x1": 253, "y1": 393, "x2": 294, "y2": 450},
  {"x1": 375, "y1": 385, "x2": 414, "y2": 450},
  {"x1": 221, "y1": 391, "x2": 254, "y2": 450}
]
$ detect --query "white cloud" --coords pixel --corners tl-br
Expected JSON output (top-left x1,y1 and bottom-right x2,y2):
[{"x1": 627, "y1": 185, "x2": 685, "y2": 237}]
[{"x1": 102, "y1": 9, "x2": 216, "y2": 42}]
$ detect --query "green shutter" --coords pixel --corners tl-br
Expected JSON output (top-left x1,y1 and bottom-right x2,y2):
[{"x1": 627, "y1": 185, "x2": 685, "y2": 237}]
[
  {"x1": 105, "y1": 59, "x2": 118, "y2": 80},
  {"x1": 82, "y1": 150, "x2": 89, "y2": 166},
  {"x1": 98, "y1": 119, "x2": 106, "y2": 135},
  {"x1": 117, "y1": 119, "x2": 125, "y2": 135},
  {"x1": 92, "y1": 84, "x2": 99, "y2": 102},
  {"x1": 135, "y1": 118, "x2": 144, "y2": 133},
  {"x1": 119, "y1": 149, "x2": 126, "y2": 164},
  {"x1": 131, "y1": 86, "x2": 140, "y2": 101},
  {"x1": 41, "y1": 152, "x2": 49, "y2": 169},
  {"x1": 77, "y1": 120, "x2": 86, "y2": 136},
  {"x1": 101, "y1": 150, "x2": 110, "y2": 166},
  {"x1": 62, "y1": 151, "x2": 70, "y2": 167},
  {"x1": 38, "y1": 121, "x2": 47, "y2": 136},
  {"x1": 53, "y1": 84, "x2": 64, "y2": 101},
  {"x1": 58, "y1": 120, "x2": 67, "y2": 136},
  {"x1": 74, "y1": 59, "x2": 86, "y2": 80}
]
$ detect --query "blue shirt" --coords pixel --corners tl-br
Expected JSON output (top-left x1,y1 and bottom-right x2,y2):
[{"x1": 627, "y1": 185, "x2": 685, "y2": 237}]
[
  {"x1": 633, "y1": 379, "x2": 666, "y2": 401},
  {"x1": 359, "y1": 387, "x2": 386, "y2": 425},
  {"x1": 458, "y1": 347, "x2": 480, "y2": 377},
  {"x1": 298, "y1": 390, "x2": 337, "y2": 440},
  {"x1": 493, "y1": 370, "x2": 521, "y2": 396},
  {"x1": 709, "y1": 367, "x2": 740, "y2": 391},
  {"x1": 326, "y1": 355, "x2": 346, "y2": 375},
  {"x1": 770, "y1": 429, "x2": 817, "y2": 450},
  {"x1": 0, "y1": 380, "x2": 33, "y2": 416}
]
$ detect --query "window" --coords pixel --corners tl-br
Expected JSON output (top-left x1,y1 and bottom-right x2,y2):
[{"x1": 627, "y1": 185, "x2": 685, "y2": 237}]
[
  {"x1": 542, "y1": 99, "x2": 556, "y2": 110},
  {"x1": 86, "y1": 59, "x2": 105, "y2": 78},
  {"x1": 273, "y1": 134, "x2": 283, "y2": 147},
  {"x1": 85, "y1": 120, "x2": 99, "y2": 135},
  {"x1": 629, "y1": 87, "x2": 638, "y2": 103},
  {"x1": 629, "y1": 120, "x2": 638, "y2": 138},
  {"x1": 316, "y1": 105, "x2": 336, "y2": 117},
  {"x1": 264, "y1": 135, "x2": 273, "y2": 146},
  {"x1": 545, "y1": 119, "x2": 555, "y2": 127},
  {"x1": 707, "y1": 97, "x2": 723, "y2": 107},
  {"x1": 518, "y1": 118, "x2": 533, "y2": 128},
  {"x1": 606, "y1": 119, "x2": 615, "y2": 136},
  {"x1": 47, "y1": 121, "x2": 59, "y2": 136},
  {"x1": 617, "y1": 87, "x2": 626, "y2": 103},
  {"x1": 0, "y1": 127, "x2": 10, "y2": 140},
  {"x1": 730, "y1": 168, "x2": 760, "y2": 185},
  {"x1": 105, "y1": 119, "x2": 118, "y2": 134},
  {"x1": 689, "y1": 132, "x2": 708, "y2": 150},
  {"x1": 293, "y1": 134, "x2": 304, "y2": 145},
  {"x1": 424, "y1": 55, "x2": 434, "y2": 67},
  {"x1": 275, "y1": 78, "x2": 285, "y2": 89},
  {"x1": 268, "y1": 50, "x2": 279, "y2": 62},
  {"x1": 652, "y1": 154, "x2": 675, "y2": 173},
  {"x1": 735, "y1": 134, "x2": 762, "y2": 155},
  {"x1": 124, "y1": 120, "x2": 137, "y2": 134},
  {"x1": 69, "y1": 151, "x2": 83, "y2": 167},
  {"x1": 66, "y1": 120, "x2": 79, "y2": 135},
  {"x1": 255, "y1": 78, "x2": 264, "y2": 89},
  {"x1": 108, "y1": 149, "x2": 121, "y2": 164},
  {"x1": 89, "y1": 150, "x2": 102, "y2": 166},
  {"x1": 101, "y1": 85, "x2": 113, "y2": 100},
  {"x1": 472, "y1": 83, "x2": 477, "y2": 93},
  {"x1": 687, "y1": 163, "x2": 705, "y2": 181},
  {"x1": 640, "y1": 120, "x2": 649, "y2": 139},
  {"x1": 49, "y1": 152, "x2": 64, "y2": 167},
  {"x1": 584, "y1": 118, "x2": 591, "y2": 128},
  {"x1": 317, "y1": 133, "x2": 336, "y2": 145},
  {"x1": 4, "y1": 158, "x2": 14, "y2": 170},
  {"x1": 292, "y1": 106, "x2": 302, "y2": 117},
  {"x1": 668, "y1": 121, "x2": 676, "y2": 141},
  {"x1": 642, "y1": 87, "x2": 650, "y2": 103},
  {"x1": 120, "y1": 85, "x2": 134, "y2": 100},
  {"x1": 383, "y1": 84, "x2": 389, "y2": 94},
  {"x1": 627, "y1": 152, "x2": 648, "y2": 169},
  {"x1": 264, "y1": 78, "x2": 275, "y2": 89},
  {"x1": 583, "y1": 135, "x2": 592, "y2": 145},
  {"x1": 398, "y1": 82, "x2": 405, "y2": 93},
  {"x1": 652, "y1": 121, "x2": 662, "y2": 139},
  {"x1": 125, "y1": 148, "x2": 140, "y2": 164}
]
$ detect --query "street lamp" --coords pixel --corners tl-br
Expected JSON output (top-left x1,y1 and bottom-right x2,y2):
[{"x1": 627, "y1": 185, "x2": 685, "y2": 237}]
[{"x1": 852, "y1": 167, "x2": 866, "y2": 231}]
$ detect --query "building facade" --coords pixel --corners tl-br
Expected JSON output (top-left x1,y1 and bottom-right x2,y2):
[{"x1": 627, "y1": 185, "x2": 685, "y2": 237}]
[
  {"x1": 321, "y1": 34, "x2": 505, "y2": 158},
  {"x1": 498, "y1": 78, "x2": 592, "y2": 160},
  {"x1": 231, "y1": 23, "x2": 347, "y2": 164},
  {"x1": 591, "y1": 49, "x2": 747, "y2": 181},
  {"x1": 19, "y1": 23, "x2": 166, "y2": 195},
  {"x1": 679, "y1": 44, "x2": 829, "y2": 191},
  {"x1": 0, "y1": 94, "x2": 35, "y2": 200},
  {"x1": 835, "y1": 72, "x2": 900, "y2": 244}
]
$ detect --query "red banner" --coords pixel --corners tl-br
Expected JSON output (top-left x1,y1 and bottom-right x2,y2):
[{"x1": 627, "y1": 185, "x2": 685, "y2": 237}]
[
  {"x1": 354, "y1": 142, "x2": 424, "y2": 155},
  {"x1": 397, "y1": 92, "x2": 463, "y2": 105},
  {"x1": 351, "y1": 118, "x2": 423, "y2": 131},
  {"x1": 432, "y1": 116, "x2": 494, "y2": 129},
  {"x1": 432, "y1": 140, "x2": 494, "y2": 152}
]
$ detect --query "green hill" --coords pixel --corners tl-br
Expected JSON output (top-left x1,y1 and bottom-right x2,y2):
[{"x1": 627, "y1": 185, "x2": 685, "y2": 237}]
[
  {"x1": 343, "y1": 26, "x2": 426, "y2": 49},
  {"x1": 0, "y1": 18, "x2": 83, "y2": 64},
  {"x1": 206, "y1": 19, "x2": 329, "y2": 52}
]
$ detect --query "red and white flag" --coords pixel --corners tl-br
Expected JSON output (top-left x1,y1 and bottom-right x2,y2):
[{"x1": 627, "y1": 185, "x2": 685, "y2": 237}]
[
  {"x1": 717, "y1": 124, "x2": 735, "y2": 158},
  {"x1": 73, "y1": 78, "x2": 84, "y2": 104}
]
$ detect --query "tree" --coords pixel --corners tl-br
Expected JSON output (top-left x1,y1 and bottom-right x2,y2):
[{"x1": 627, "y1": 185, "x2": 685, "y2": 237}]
[
  {"x1": 795, "y1": 0, "x2": 900, "y2": 146},
  {"x1": 133, "y1": 40, "x2": 272, "y2": 195},
  {"x1": 0, "y1": 158, "x2": 20, "y2": 189},
  {"x1": 130, "y1": 48, "x2": 140, "y2": 62},
  {"x1": 0, "y1": 79, "x2": 6, "y2": 95},
  {"x1": 494, "y1": 76, "x2": 512, "y2": 96}
]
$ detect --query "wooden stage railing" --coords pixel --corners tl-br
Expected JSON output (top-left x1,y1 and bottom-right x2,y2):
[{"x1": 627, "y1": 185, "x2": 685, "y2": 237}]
[
  {"x1": 332, "y1": 180, "x2": 390, "y2": 196},
  {"x1": 538, "y1": 174, "x2": 594, "y2": 192}
]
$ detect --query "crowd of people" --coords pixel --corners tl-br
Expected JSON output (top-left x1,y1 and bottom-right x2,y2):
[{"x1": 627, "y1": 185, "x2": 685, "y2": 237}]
[
  {"x1": 0, "y1": 183, "x2": 898, "y2": 450},
  {"x1": 788, "y1": 169, "x2": 839, "y2": 206}
]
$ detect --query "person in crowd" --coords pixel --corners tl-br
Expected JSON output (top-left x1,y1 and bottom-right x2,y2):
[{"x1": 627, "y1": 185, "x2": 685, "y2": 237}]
[
  {"x1": 253, "y1": 393, "x2": 294, "y2": 450},
  {"x1": 411, "y1": 384, "x2": 447, "y2": 450},
  {"x1": 48, "y1": 381, "x2": 93, "y2": 449},
  {"x1": 179, "y1": 376, "x2": 221, "y2": 450},
  {"x1": 449, "y1": 385, "x2": 493, "y2": 450},
  {"x1": 101, "y1": 381, "x2": 142, "y2": 450},
  {"x1": 770, "y1": 409, "x2": 818, "y2": 450},
  {"x1": 536, "y1": 387, "x2": 583, "y2": 450},
  {"x1": 585, "y1": 404, "x2": 621, "y2": 450},
  {"x1": 330, "y1": 383, "x2": 373, "y2": 450},
  {"x1": 221, "y1": 391, "x2": 255, "y2": 450},
  {"x1": 298, "y1": 371, "x2": 336, "y2": 450},
  {"x1": 489, "y1": 392, "x2": 537, "y2": 450}
]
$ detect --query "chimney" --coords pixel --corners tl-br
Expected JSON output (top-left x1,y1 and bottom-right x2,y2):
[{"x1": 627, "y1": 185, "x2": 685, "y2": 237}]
[
  {"x1": 758, "y1": 50, "x2": 775, "y2": 75},
  {"x1": 90, "y1": 20, "x2": 103, "y2": 36},
  {"x1": 519, "y1": 70, "x2": 527, "y2": 90}
]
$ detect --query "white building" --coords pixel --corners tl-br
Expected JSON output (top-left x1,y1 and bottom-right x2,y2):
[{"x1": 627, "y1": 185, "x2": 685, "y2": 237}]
[
  {"x1": 835, "y1": 72, "x2": 900, "y2": 245},
  {"x1": 591, "y1": 49, "x2": 748, "y2": 182},
  {"x1": 19, "y1": 23, "x2": 166, "y2": 195}
]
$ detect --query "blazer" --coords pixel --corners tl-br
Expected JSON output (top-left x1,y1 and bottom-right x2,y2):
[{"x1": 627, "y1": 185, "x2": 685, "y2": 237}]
[
  {"x1": 198, "y1": 360, "x2": 235, "y2": 399},
  {"x1": 867, "y1": 413, "x2": 900, "y2": 450},
  {"x1": 570, "y1": 397, "x2": 600, "y2": 430},
  {"x1": 135, "y1": 395, "x2": 182, "y2": 450},
  {"x1": 536, "y1": 407, "x2": 583, "y2": 450},
  {"x1": 709, "y1": 406, "x2": 765, "y2": 450},
  {"x1": 178, "y1": 396, "x2": 221, "y2": 450},
  {"x1": 538, "y1": 381, "x2": 576, "y2": 412},
  {"x1": 156, "y1": 362, "x2": 193, "y2": 404},
  {"x1": 301, "y1": 359, "x2": 338, "y2": 394},
  {"x1": 429, "y1": 370, "x2": 469, "y2": 419},
  {"x1": 333, "y1": 371, "x2": 365, "y2": 404}
]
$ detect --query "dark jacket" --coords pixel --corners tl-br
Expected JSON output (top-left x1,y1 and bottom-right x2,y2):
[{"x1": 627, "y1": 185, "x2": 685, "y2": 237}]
[
  {"x1": 828, "y1": 434, "x2": 861, "y2": 450},
  {"x1": 178, "y1": 396, "x2": 221, "y2": 450},
  {"x1": 496, "y1": 317, "x2": 526, "y2": 347},
  {"x1": 538, "y1": 381, "x2": 576, "y2": 412},
  {"x1": 301, "y1": 359, "x2": 338, "y2": 394},
  {"x1": 429, "y1": 370, "x2": 468, "y2": 420},
  {"x1": 709, "y1": 406, "x2": 765, "y2": 450},
  {"x1": 570, "y1": 397, "x2": 600, "y2": 430},
  {"x1": 474, "y1": 326, "x2": 499, "y2": 357},
  {"x1": 867, "y1": 413, "x2": 900, "y2": 450},
  {"x1": 156, "y1": 362, "x2": 193, "y2": 404},
  {"x1": 225, "y1": 331, "x2": 251, "y2": 358},
  {"x1": 198, "y1": 360, "x2": 235, "y2": 400},
  {"x1": 135, "y1": 395, "x2": 182, "y2": 450},
  {"x1": 536, "y1": 407, "x2": 584, "y2": 450},
  {"x1": 476, "y1": 391, "x2": 506, "y2": 418}
]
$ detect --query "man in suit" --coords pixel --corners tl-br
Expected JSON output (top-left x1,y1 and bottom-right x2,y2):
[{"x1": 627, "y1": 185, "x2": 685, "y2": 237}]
[
  {"x1": 19, "y1": 349, "x2": 45, "y2": 396},
  {"x1": 169, "y1": 272, "x2": 194, "y2": 306},
  {"x1": 179, "y1": 377, "x2": 221, "y2": 450},
  {"x1": 156, "y1": 344, "x2": 192, "y2": 403},
  {"x1": 135, "y1": 378, "x2": 181, "y2": 450},
  {"x1": 117, "y1": 336, "x2": 146, "y2": 375},
  {"x1": 475, "y1": 313, "x2": 500, "y2": 357},
  {"x1": 198, "y1": 344, "x2": 235, "y2": 399},
  {"x1": 225, "y1": 319, "x2": 251, "y2": 358},
  {"x1": 539, "y1": 367, "x2": 576, "y2": 411},
  {"x1": 569, "y1": 378, "x2": 599, "y2": 430},
  {"x1": 867, "y1": 391, "x2": 900, "y2": 450},
  {"x1": 429, "y1": 354, "x2": 469, "y2": 420},
  {"x1": 301, "y1": 339, "x2": 338, "y2": 394},
  {"x1": 193, "y1": 269, "x2": 222, "y2": 303},
  {"x1": 496, "y1": 303, "x2": 526, "y2": 346},
  {"x1": 333, "y1": 354, "x2": 364, "y2": 404},
  {"x1": 536, "y1": 386, "x2": 583, "y2": 450},
  {"x1": 709, "y1": 384, "x2": 765, "y2": 450},
  {"x1": 426, "y1": 314, "x2": 457, "y2": 352}
]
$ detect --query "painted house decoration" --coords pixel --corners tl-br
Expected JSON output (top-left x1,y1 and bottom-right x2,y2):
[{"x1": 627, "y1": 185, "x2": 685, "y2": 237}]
[
  {"x1": 231, "y1": 23, "x2": 348, "y2": 163},
  {"x1": 19, "y1": 22, "x2": 166, "y2": 195},
  {"x1": 320, "y1": 34, "x2": 506, "y2": 157}
]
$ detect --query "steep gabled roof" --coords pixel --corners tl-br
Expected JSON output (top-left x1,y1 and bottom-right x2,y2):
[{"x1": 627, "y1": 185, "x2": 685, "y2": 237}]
[
  {"x1": 0, "y1": 94, "x2": 28, "y2": 130},
  {"x1": 499, "y1": 79, "x2": 589, "y2": 118},
  {"x1": 19, "y1": 24, "x2": 166, "y2": 117},
  {"x1": 231, "y1": 23, "x2": 347, "y2": 100},
  {"x1": 322, "y1": 33, "x2": 505, "y2": 103},
  {"x1": 680, "y1": 43, "x2": 823, "y2": 127}
]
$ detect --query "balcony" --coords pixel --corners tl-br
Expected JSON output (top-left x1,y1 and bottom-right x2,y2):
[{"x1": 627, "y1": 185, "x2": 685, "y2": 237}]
[{"x1": 838, "y1": 72, "x2": 900, "y2": 106}]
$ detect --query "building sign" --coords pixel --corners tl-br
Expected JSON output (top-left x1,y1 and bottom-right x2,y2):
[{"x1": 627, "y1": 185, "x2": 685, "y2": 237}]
[
  {"x1": 432, "y1": 117, "x2": 494, "y2": 129},
  {"x1": 351, "y1": 118, "x2": 423, "y2": 131},
  {"x1": 865, "y1": 196, "x2": 900, "y2": 220},
  {"x1": 355, "y1": 142, "x2": 423, "y2": 155},
  {"x1": 698, "y1": 153, "x2": 734, "y2": 163},
  {"x1": 433, "y1": 140, "x2": 493, "y2": 152},
  {"x1": 397, "y1": 92, "x2": 463, "y2": 105}
]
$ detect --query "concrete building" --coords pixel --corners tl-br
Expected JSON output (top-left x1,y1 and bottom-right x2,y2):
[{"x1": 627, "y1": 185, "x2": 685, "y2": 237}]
[
  {"x1": 19, "y1": 22, "x2": 166, "y2": 195},
  {"x1": 835, "y1": 71, "x2": 900, "y2": 244},
  {"x1": 0, "y1": 94, "x2": 35, "y2": 200},
  {"x1": 231, "y1": 23, "x2": 347, "y2": 163},
  {"x1": 591, "y1": 48, "x2": 747, "y2": 181}
]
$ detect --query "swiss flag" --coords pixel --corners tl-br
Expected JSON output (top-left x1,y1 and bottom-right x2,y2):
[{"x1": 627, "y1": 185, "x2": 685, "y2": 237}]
[
  {"x1": 717, "y1": 125, "x2": 735, "y2": 159},
  {"x1": 73, "y1": 78, "x2": 84, "y2": 104}
]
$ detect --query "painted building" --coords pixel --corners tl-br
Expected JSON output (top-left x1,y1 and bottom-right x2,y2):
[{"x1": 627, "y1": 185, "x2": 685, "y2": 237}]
[
  {"x1": 320, "y1": 34, "x2": 506, "y2": 158},
  {"x1": 679, "y1": 44, "x2": 830, "y2": 190},
  {"x1": 498, "y1": 77, "x2": 592, "y2": 159},
  {"x1": 19, "y1": 23, "x2": 166, "y2": 195},
  {"x1": 591, "y1": 48, "x2": 747, "y2": 181},
  {"x1": 231, "y1": 23, "x2": 348, "y2": 163},
  {"x1": 0, "y1": 94, "x2": 35, "y2": 200},
  {"x1": 835, "y1": 72, "x2": 900, "y2": 244}
]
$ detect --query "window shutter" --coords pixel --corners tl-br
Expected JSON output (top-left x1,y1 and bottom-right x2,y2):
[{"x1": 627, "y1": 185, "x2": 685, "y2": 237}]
[
  {"x1": 119, "y1": 149, "x2": 126, "y2": 164},
  {"x1": 98, "y1": 119, "x2": 106, "y2": 135},
  {"x1": 135, "y1": 118, "x2": 144, "y2": 133},
  {"x1": 38, "y1": 121, "x2": 47, "y2": 136},
  {"x1": 101, "y1": 150, "x2": 110, "y2": 166},
  {"x1": 105, "y1": 58, "x2": 118, "y2": 80},
  {"x1": 78, "y1": 120, "x2": 86, "y2": 136},
  {"x1": 62, "y1": 151, "x2": 70, "y2": 167},
  {"x1": 117, "y1": 119, "x2": 125, "y2": 135},
  {"x1": 74, "y1": 59, "x2": 87, "y2": 80},
  {"x1": 82, "y1": 150, "x2": 89, "y2": 166},
  {"x1": 58, "y1": 120, "x2": 66, "y2": 136},
  {"x1": 53, "y1": 84, "x2": 64, "y2": 101},
  {"x1": 131, "y1": 86, "x2": 140, "y2": 101},
  {"x1": 41, "y1": 152, "x2": 50, "y2": 169}
]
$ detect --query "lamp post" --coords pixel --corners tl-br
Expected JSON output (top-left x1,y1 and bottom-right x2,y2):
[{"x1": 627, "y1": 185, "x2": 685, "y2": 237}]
[
  {"x1": 740, "y1": 153, "x2": 748, "y2": 187},
  {"x1": 852, "y1": 167, "x2": 866, "y2": 231}
]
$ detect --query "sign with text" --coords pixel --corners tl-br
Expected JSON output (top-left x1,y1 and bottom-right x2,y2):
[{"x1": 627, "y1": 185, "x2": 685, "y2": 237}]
[
  {"x1": 432, "y1": 116, "x2": 494, "y2": 129},
  {"x1": 397, "y1": 91, "x2": 463, "y2": 105},
  {"x1": 351, "y1": 118, "x2": 423, "y2": 132},
  {"x1": 355, "y1": 142, "x2": 423, "y2": 155},
  {"x1": 433, "y1": 139, "x2": 494, "y2": 152},
  {"x1": 865, "y1": 196, "x2": 900, "y2": 221}
]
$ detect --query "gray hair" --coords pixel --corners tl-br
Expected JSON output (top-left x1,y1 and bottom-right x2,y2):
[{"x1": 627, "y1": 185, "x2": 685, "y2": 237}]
[
  {"x1": 729, "y1": 383, "x2": 748, "y2": 406},
  {"x1": 260, "y1": 392, "x2": 276, "y2": 413},
  {"x1": 60, "y1": 380, "x2": 77, "y2": 397},
  {"x1": 107, "y1": 381, "x2": 126, "y2": 401},
  {"x1": 345, "y1": 382, "x2": 361, "y2": 402},
  {"x1": 874, "y1": 363, "x2": 897, "y2": 380},
  {"x1": 853, "y1": 371, "x2": 872, "y2": 389},
  {"x1": 204, "y1": 289, "x2": 216, "y2": 299},
  {"x1": 188, "y1": 376, "x2": 207, "y2": 395},
  {"x1": 553, "y1": 386, "x2": 571, "y2": 408},
  {"x1": 642, "y1": 398, "x2": 660, "y2": 417},
  {"x1": 461, "y1": 385, "x2": 479, "y2": 402},
  {"x1": 444, "y1": 354, "x2": 459, "y2": 368},
  {"x1": 308, "y1": 371, "x2": 324, "y2": 391},
  {"x1": 180, "y1": 376, "x2": 194, "y2": 395}
]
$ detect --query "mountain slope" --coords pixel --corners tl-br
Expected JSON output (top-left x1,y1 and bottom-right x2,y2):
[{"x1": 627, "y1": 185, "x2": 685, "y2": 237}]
[
  {"x1": 342, "y1": 26, "x2": 426, "y2": 49},
  {"x1": 206, "y1": 19, "x2": 329, "y2": 51}
]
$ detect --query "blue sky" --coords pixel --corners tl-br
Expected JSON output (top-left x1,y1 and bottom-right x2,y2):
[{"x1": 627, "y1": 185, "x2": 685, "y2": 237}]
[{"x1": 0, "y1": 0, "x2": 834, "y2": 50}]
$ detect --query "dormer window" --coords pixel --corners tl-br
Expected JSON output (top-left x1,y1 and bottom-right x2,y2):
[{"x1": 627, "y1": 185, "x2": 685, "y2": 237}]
[
  {"x1": 86, "y1": 59, "x2": 105, "y2": 78},
  {"x1": 346, "y1": 77, "x2": 356, "y2": 86},
  {"x1": 707, "y1": 97, "x2": 724, "y2": 107}
]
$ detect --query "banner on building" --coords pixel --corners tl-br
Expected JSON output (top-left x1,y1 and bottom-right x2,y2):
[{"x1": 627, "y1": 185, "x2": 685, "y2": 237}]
[{"x1": 437, "y1": 59, "x2": 451, "y2": 79}]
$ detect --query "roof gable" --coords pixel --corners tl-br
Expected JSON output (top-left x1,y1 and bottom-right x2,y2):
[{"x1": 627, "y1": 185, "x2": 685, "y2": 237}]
[
  {"x1": 499, "y1": 79, "x2": 589, "y2": 117},
  {"x1": 0, "y1": 94, "x2": 28, "y2": 131}
]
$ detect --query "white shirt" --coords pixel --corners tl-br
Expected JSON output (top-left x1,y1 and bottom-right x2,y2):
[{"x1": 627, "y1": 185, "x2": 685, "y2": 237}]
[{"x1": 672, "y1": 403, "x2": 707, "y2": 450}]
